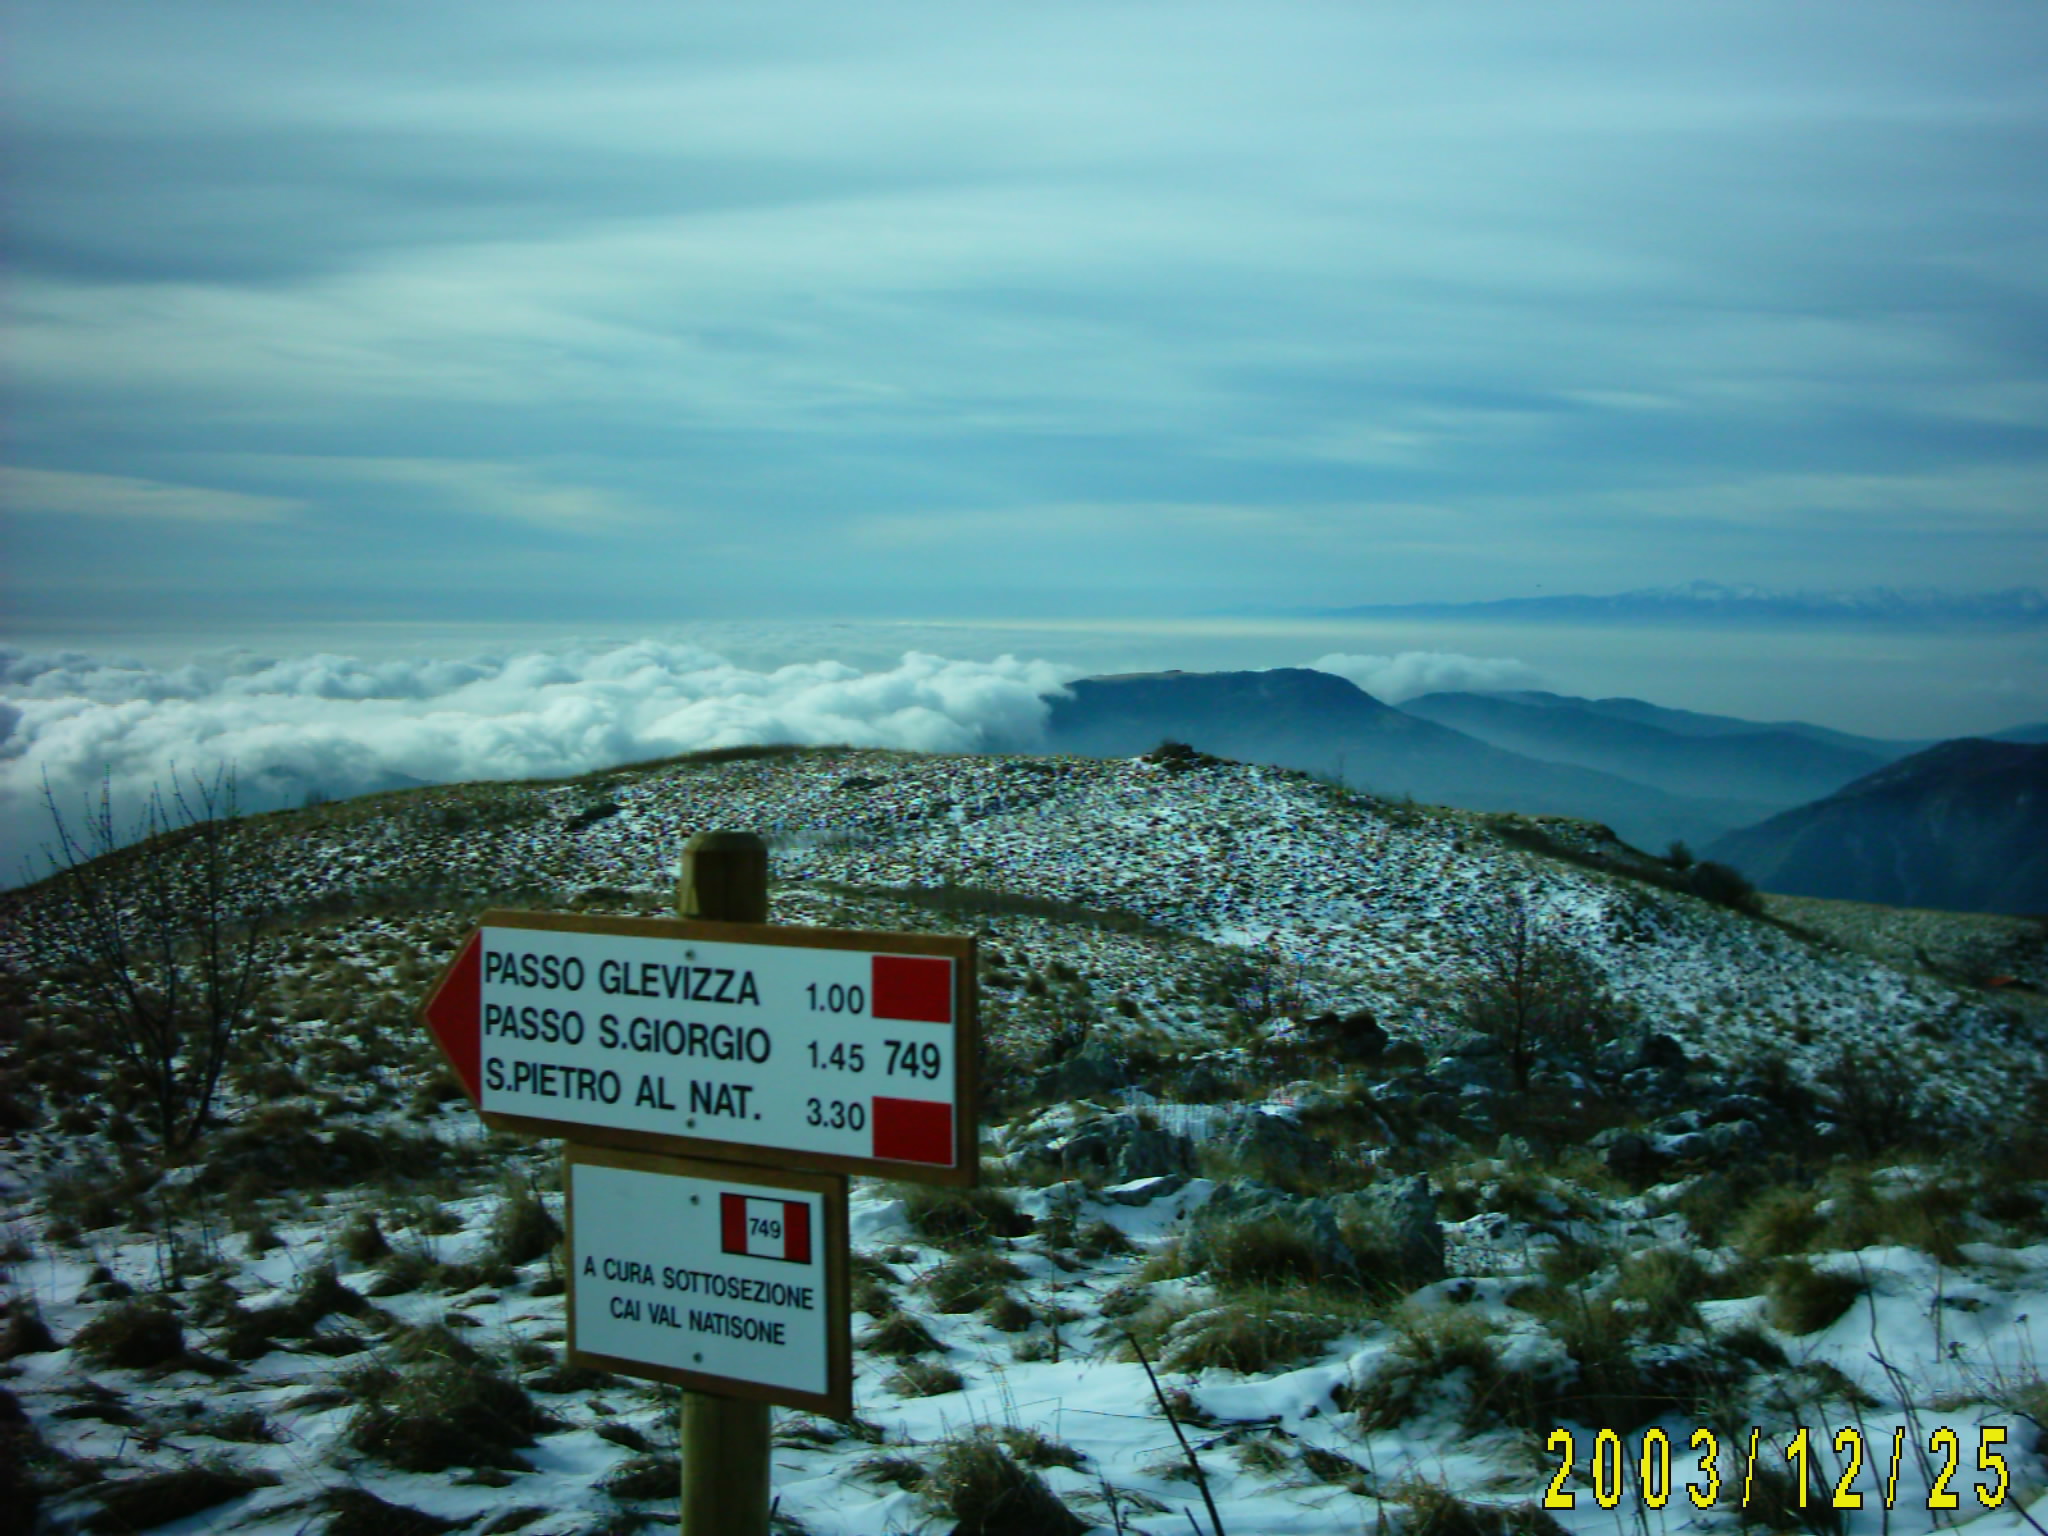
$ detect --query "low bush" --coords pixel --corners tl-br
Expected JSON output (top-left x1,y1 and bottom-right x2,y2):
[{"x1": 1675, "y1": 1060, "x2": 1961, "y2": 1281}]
[
  {"x1": 344, "y1": 1357, "x2": 555, "y2": 1472},
  {"x1": 860, "y1": 1310, "x2": 944, "y2": 1357},
  {"x1": 993, "y1": 1425, "x2": 1083, "y2": 1471},
  {"x1": 1732, "y1": 1186, "x2": 1825, "y2": 1261},
  {"x1": 1821, "y1": 1178, "x2": 1972, "y2": 1264},
  {"x1": 923, "y1": 1251, "x2": 1027, "y2": 1313},
  {"x1": 1300, "y1": 1444, "x2": 1370, "y2": 1491},
  {"x1": 1391, "y1": 1480, "x2": 1570, "y2": 1536},
  {"x1": 487, "y1": 1180, "x2": 560, "y2": 1267},
  {"x1": 983, "y1": 1292, "x2": 1036, "y2": 1333},
  {"x1": 334, "y1": 1212, "x2": 390, "y2": 1266},
  {"x1": 83, "y1": 1461, "x2": 280, "y2": 1532},
  {"x1": 1075, "y1": 1218, "x2": 1134, "y2": 1256},
  {"x1": 853, "y1": 1454, "x2": 928, "y2": 1490},
  {"x1": 1611, "y1": 1248, "x2": 1711, "y2": 1341},
  {"x1": 884, "y1": 1360, "x2": 965, "y2": 1397},
  {"x1": 922, "y1": 1432, "x2": 1087, "y2": 1536},
  {"x1": 72, "y1": 1298, "x2": 187, "y2": 1369},
  {"x1": 1685, "y1": 861, "x2": 1761, "y2": 915},
  {"x1": 1765, "y1": 1260, "x2": 1865, "y2": 1335},
  {"x1": 320, "y1": 1487, "x2": 467, "y2": 1536},
  {"x1": 0, "y1": 1298, "x2": 57, "y2": 1359},
  {"x1": 1728, "y1": 1461, "x2": 1844, "y2": 1533},
  {"x1": 1354, "y1": 1309, "x2": 1517, "y2": 1434},
  {"x1": 218, "y1": 1264, "x2": 381, "y2": 1361},
  {"x1": 1198, "y1": 1214, "x2": 1352, "y2": 1292},
  {"x1": 601, "y1": 1453, "x2": 680, "y2": 1501},
  {"x1": 1152, "y1": 1298, "x2": 1344, "y2": 1375},
  {"x1": 900, "y1": 1183, "x2": 1031, "y2": 1245}
]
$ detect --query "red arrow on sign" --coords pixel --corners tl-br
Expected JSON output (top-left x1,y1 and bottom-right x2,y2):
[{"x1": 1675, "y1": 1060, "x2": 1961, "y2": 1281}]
[{"x1": 419, "y1": 931, "x2": 482, "y2": 1102}]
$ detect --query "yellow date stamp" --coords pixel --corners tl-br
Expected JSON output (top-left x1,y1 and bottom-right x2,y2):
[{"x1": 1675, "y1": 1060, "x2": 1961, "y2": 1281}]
[{"x1": 1543, "y1": 1425, "x2": 2013, "y2": 1512}]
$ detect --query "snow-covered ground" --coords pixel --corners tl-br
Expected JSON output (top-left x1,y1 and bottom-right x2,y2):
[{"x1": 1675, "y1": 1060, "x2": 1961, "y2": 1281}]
[{"x1": 3, "y1": 745, "x2": 2045, "y2": 1533}]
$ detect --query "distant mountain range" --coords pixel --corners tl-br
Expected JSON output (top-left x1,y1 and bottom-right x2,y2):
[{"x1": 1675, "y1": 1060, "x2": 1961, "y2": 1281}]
[
  {"x1": 1046, "y1": 669, "x2": 1788, "y2": 851},
  {"x1": 1265, "y1": 582, "x2": 2048, "y2": 629},
  {"x1": 1396, "y1": 690, "x2": 1912, "y2": 809},
  {"x1": 1705, "y1": 740, "x2": 2048, "y2": 915},
  {"x1": 1042, "y1": 667, "x2": 2048, "y2": 913}
]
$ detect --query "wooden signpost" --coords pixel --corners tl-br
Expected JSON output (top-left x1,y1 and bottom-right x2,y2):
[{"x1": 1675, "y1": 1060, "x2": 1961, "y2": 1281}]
[{"x1": 416, "y1": 830, "x2": 978, "y2": 1536}]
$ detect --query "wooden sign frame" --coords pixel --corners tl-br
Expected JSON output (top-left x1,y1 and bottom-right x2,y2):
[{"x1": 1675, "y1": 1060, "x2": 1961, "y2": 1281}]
[
  {"x1": 564, "y1": 1143, "x2": 852, "y2": 1418},
  {"x1": 419, "y1": 908, "x2": 979, "y2": 1186}
]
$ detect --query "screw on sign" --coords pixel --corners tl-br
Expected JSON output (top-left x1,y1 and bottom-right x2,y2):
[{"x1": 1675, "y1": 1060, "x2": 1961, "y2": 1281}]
[{"x1": 417, "y1": 907, "x2": 978, "y2": 1183}]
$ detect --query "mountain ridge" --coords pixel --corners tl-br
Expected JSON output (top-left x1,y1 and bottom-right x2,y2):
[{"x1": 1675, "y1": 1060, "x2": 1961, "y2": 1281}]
[{"x1": 1706, "y1": 738, "x2": 2048, "y2": 914}]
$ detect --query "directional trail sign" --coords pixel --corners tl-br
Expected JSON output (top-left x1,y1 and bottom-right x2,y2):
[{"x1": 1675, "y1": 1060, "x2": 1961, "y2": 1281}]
[
  {"x1": 565, "y1": 1144, "x2": 850, "y2": 1416},
  {"x1": 419, "y1": 909, "x2": 977, "y2": 1183}
]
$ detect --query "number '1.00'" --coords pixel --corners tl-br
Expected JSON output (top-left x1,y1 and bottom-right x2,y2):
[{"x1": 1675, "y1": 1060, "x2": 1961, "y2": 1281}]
[{"x1": 807, "y1": 983, "x2": 865, "y2": 1013}]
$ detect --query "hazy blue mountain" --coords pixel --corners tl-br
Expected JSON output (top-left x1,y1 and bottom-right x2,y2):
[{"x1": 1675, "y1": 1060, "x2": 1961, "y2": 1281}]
[
  {"x1": 1705, "y1": 739, "x2": 2048, "y2": 915},
  {"x1": 1281, "y1": 582, "x2": 2048, "y2": 629},
  {"x1": 1397, "y1": 690, "x2": 1899, "y2": 807},
  {"x1": 1473, "y1": 690, "x2": 1932, "y2": 758},
  {"x1": 1989, "y1": 722, "x2": 2048, "y2": 744},
  {"x1": 1042, "y1": 668, "x2": 1769, "y2": 851}
]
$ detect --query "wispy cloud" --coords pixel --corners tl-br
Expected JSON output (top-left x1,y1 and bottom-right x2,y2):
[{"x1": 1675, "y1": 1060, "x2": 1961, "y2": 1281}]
[
  {"x1": 222, "y1": 457, "x2": 663, "y2": 534},
  {"x1": 1, "y1": 467, "x2": 301, "y2": 523},
  {"x1": 1310, "y1": 651, "x2": 1543, "y2": 703}
]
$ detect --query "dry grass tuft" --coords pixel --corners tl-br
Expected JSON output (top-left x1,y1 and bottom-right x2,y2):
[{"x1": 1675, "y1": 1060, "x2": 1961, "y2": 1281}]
[{"x1": 923, "y1": 1432, "x2": 1088, "y2": 1536}]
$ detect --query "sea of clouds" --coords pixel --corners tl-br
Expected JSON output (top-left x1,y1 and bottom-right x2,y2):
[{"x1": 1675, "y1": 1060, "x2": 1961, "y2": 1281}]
[
  {"x1": 1307, "y1": 651, "x2": 1542, "y2": 699},
  {"x1": 2, "y1": 639, "x2": 1539, "y2": 881},
  {"x1": 0, "y1": 640, "x2": 1079, "y2": 880}
]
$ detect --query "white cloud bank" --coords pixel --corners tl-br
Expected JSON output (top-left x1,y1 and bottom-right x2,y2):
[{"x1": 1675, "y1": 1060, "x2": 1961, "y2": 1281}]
[
  {"x1": 1, "y1": 641, "x2": 1075, "y2": 881},
  {"x1": 1308, "y1": 651, "x2": 1542, "y2": 702}
]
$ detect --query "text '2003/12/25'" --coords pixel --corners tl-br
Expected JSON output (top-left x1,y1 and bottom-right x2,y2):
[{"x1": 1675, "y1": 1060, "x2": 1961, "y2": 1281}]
[{"x1": 1543, "y1": 1425, "x2": 2018, "y2": 1512}]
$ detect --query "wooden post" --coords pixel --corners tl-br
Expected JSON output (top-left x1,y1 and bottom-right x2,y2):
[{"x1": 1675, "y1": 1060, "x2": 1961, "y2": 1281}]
[{"x1": 676, "y1": 831, "x2": 772, "y2": 1536}]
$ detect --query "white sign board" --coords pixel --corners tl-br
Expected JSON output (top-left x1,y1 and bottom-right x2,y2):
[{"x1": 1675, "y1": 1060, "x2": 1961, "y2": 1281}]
[
  {"x1": 421, "y1": 910, "x2": 976, "y2": 1183},
  {"x1": 566, "y1": 1145, "x2": 850, "y2": 1416}
]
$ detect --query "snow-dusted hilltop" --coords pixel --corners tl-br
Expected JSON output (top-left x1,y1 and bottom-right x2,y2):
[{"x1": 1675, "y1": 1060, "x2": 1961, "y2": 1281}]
[{"x1": 3, "y1": 743, "x2": 2046, "y2": 1534}]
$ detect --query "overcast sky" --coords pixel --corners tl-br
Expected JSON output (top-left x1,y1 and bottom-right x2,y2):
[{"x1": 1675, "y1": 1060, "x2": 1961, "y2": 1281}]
[{"x1": 5, "y1": 0, "x2": 2046, "y2": 632}]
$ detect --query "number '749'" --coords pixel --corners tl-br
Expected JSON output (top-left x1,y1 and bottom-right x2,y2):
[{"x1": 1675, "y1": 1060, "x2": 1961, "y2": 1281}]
[{"x1": 885, "y1": 1039, "x2": 942, "y2": 1079}]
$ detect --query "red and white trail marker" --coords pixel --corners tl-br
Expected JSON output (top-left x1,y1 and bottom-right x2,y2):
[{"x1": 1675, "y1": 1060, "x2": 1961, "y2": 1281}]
[
  {"x1": 418, "y1": 909, "x2": 976, "y2": 1184},
  {"x1": 722, "y1": 1195, "x2": 811, "y2": 1265}
]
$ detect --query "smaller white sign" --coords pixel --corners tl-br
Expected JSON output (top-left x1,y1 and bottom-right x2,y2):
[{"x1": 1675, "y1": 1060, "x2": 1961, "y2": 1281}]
[{"x1": 567, "y1": 1146, "x2": 848, "y2": 1415}]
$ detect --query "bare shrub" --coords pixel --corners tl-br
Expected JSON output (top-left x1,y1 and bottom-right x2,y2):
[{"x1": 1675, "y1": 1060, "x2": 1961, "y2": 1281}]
[
  {"x1": 1458, "y1": 887, "x2": 1620, "y2": 1091},
  {"x1": 24, "y1": 769, "x2": 275, "y2": 1153}
]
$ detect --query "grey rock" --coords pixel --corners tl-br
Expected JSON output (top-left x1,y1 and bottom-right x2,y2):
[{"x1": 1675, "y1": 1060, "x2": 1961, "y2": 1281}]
[
  {"x1": 1015, "y1": 1111, "x2": 1194, "y2": 1183},
  {"x1": 1702, "y1": 1119, "x2": 1763, "y2": 1159},
  {"x1": 1036, "y1": 1037, "x2": 1130, "y2": 1100},
  {"x1": 1496, "y1": 1134, "x2": 1540, "y2": 1164},
  {"x1": 1102, "y1": 1174, "x2": 1189, "y2": 1206},
  {"x1": 1218, "y1": 1111, "x2": 1334, "y2": 1183},
  {"x1": 1430, "y1": 1054, "x2": 1513, "y2": 1094},
  {"x1": 1334, "y1": 1174, "x2": 1446, "y2": 1286},
  {"x1": 1703, "y1": 1095, "x2": 1774, "y2": 1127}
]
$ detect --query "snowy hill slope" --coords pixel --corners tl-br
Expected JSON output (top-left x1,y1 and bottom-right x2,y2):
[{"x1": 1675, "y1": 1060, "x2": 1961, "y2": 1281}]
[{"x1": 3, "y1": 744, "x2": 2047, "y2": 1535}]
